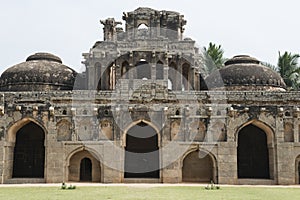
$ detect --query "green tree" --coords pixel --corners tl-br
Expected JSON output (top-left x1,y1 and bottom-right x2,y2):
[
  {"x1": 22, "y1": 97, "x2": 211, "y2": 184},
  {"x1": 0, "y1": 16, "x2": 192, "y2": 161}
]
[
  {"x1": 203, "y1": 42, "x2": 226, "y2": 74},
  {"x1": 277, "y1": 51, "x2": 300, "y2": 90}
]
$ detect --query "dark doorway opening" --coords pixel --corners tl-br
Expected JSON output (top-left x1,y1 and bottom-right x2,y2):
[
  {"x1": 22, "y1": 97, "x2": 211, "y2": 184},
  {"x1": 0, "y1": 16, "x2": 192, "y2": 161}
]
[
  {"x1": 124, "y1": 122, "x2": 159, "y2": 178},
  {"x1": 13, "y1": 122, "x2": 45, "y2": 178},
  {"x1": 298, "y1": 161, "x2": 300, "y2": 184},
  {"x1": 238, "y1": 124, "x2": 270, "y2": 179},
  {"x1": 80, "y1": 158, "x2": 92, "y2": 182}
]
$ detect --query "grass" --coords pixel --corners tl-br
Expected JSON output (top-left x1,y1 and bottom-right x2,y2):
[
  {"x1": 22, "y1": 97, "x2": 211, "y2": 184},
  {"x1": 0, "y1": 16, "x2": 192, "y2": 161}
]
[{"x1": 0, "y1": 186, "x2": 299, "y2": 200}]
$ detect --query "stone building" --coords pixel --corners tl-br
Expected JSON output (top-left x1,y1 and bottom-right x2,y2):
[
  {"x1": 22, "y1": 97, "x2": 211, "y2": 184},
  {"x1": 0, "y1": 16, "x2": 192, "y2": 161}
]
[{"x1": 0, "y1": 7, "x2": 299, "y2": 185}]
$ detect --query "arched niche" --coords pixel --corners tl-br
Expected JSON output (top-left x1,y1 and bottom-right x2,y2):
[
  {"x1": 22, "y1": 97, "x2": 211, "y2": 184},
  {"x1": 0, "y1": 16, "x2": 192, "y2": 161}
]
[
  {"x1": 68, "y1": 149, "x2": 101, "y2": 182},
  {"x1": 189, "y1": 121, "x2": 206, "y2": 142},
  {"x1": 99, "y1": 119, "x2": 113, "y2": 140},
  {"x1": 57, "y1": 119, "x2": 72, "y2": 141},
  {"x1": 181, "y1": 149, "x2": 217, "y2": 183}
]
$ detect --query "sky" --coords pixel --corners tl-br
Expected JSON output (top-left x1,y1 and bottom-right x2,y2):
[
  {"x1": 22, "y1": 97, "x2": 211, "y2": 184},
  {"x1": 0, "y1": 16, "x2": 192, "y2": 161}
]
[{"x1": 0, "y1": 0, "x2": 299, "y2": 74}]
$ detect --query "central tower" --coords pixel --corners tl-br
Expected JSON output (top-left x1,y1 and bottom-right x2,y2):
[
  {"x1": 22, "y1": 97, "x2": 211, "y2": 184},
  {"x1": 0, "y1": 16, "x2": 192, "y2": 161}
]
[{"x1": 82, "y1": 7, "x2": 201, "y2": 92}]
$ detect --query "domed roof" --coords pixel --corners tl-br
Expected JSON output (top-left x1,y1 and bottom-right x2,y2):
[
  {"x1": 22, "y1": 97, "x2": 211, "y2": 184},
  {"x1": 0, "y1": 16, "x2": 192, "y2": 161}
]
[
  {"x1": 0, "y1": 53, "x2": 77, "y2": 91},
  {"x1": 204, "y1": 55, "x2": 286, "y2": 91}
]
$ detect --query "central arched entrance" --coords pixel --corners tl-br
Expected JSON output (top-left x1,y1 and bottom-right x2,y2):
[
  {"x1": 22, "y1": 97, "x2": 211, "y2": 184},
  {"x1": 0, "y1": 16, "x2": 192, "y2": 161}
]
[
  {"x1": 124, "y1": 122, "x2": 159, "y2": 179},
  {"x1": 237, "y1": 124, "x2": 270, "y2": 179},
  {"x1": 12, "y1": 122, "x2": 45, "y2": 178}
]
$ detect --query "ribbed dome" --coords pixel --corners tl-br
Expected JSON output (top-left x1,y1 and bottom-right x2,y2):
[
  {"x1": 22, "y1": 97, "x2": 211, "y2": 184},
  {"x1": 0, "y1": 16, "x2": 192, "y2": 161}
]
[
  {"x1": 0, "y1": 53, "x2": 77, "y2": 91},
  {"x1": 204, "y1": 55, "x2": 286, "y2": 91}
]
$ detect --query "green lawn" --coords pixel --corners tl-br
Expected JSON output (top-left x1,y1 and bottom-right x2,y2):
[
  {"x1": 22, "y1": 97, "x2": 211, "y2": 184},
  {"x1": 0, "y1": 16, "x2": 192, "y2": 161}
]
[{"x1": 0, "y1": 186, "x2": 299, "y2": 200}]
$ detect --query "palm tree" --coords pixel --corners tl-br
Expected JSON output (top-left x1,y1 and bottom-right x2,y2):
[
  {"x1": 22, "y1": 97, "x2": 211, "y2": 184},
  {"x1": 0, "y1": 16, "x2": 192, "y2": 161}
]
[
  {"x1": 277, "y1": 51, "x2": 300, "y2": 90},
  {"x1": 261, "y1": 62, "x2": 278, "y2": 72},
  {"x1": 203, "y1": 42, "x2": 226, "y2": 74}
]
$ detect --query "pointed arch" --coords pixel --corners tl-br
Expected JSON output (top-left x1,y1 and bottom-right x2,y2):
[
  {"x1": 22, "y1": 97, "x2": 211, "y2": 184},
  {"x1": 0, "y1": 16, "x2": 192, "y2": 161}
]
[
  {"x1": 123, "y1": 120, "x2": 160, "y2": 179},
  {"x1": 236, "y1": 120, "x2": 275, "y2": 180},
  {"x1": 67, "y1": 147, "x2": 102, "y2": 182},
  {"x1": 7, "y1": 118, "x2": 46, "y2": 143},
  {"x1": 138, "y1": 23, "x2": 149, "y2": 29},
  {"x1": 123, "y1": 119, "x2": 161, "y2": 147},
  {"x1": 181, "y1": 148, "x2": 218, "y2": 183},
  {"x1": 235, "y1": 120, "x2": 275, "y2": 146},
  {"x1": 8, "y1": 119, "x2": 46, "y2": 178},
  {"x1": 98, "y1": 63, "x2": 114, "y2": 90}
]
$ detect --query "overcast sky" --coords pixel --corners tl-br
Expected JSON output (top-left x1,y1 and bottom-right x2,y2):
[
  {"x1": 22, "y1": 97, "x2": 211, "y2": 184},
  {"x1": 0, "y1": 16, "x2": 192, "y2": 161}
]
[{"x1": 0, "y1": 0, "x2": 299, "y2": 74}]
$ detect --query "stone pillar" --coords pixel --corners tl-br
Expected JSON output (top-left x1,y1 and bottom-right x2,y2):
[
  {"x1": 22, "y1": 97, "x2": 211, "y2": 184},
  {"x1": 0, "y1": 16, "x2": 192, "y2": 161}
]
[
  {"x1": 45, "y1": 121, "x2": 64, "y2": 183},
  {"x1": 87, "y1": 65, "x2": 96, "y2": 90},
  {"x1": 164, "y1": 54, "x2": 169, "y2": 85},
  {"x1": 217, "y1": 142, "x2": 238, "y2": 184}
]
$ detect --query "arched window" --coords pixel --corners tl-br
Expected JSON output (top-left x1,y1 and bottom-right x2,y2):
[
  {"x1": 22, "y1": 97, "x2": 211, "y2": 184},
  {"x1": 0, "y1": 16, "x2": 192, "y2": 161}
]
[
  {"x1": 99, "y1": 64, "x2": 113, "y2": 90},
  {"x1": 136, "y1": 60, "x2": 151, "y2": 80},
  {"x1": 168, "y1": 79, "x2": 173, "y2": 90},
  {"x1": 138, "y1": 23, "x2": 149, "y2": 30}
]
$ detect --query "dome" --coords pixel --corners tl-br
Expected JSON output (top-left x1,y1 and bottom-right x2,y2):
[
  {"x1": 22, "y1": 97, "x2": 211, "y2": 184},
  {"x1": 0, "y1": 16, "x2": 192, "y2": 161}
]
[
  {"x1": 0, "y1": 53, "x2": 77, "y2": 91},
  {"x1": 204, "y1": 55, "x2": 286, "y2": 91}
]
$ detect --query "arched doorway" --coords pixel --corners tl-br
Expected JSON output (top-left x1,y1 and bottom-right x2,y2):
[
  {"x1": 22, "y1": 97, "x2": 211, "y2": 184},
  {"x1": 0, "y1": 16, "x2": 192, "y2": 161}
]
[
  {"x1": 124, "y1": 122, "x2": 159, "y2": 179},
  {"x1": 80, "y1": 158, "x2": 92, "y2": 182},
  {"x1": 68, "y1": 150, "x2": 101, "y2": 182},
  {"x1": 182, "y1": 151, "x2": 215, "y2": 183},
  {"x1": 298, "y1": 161, "x2": 300, "y2": 184},
  {"x1": 237, "y1": 124, "x2": 270, "y2": 179},
  {"x1": 12, "y1": 122, "x2": 45, "y2": 178}
]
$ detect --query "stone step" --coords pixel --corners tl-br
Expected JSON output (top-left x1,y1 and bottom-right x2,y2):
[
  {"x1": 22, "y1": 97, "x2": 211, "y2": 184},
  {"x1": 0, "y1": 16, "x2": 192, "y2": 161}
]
[
  {"x1": 5, "y1": 178, "x2": 46, "y2": 184},
  {"x1": 237, "y1": 179, "x2": 275, "y2": 185},
  {"x1": 123, "y1": 178, "x2": 161, "y2": 183}
]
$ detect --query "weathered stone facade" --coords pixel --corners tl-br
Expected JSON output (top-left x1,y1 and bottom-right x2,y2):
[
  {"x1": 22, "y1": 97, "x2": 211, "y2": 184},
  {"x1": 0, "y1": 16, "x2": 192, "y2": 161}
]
[{"x1": 0, "y1": 7, "x2": 299, "y2": 185}]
